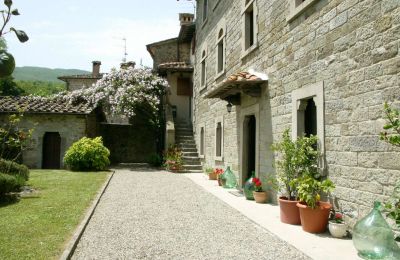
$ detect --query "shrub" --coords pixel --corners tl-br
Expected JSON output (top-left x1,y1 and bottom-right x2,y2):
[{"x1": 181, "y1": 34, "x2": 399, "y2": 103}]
[
  {"x1": 64, "y1": 137, "x2": 110, "y2": 171},
  {"x1": 0, "y1": 158, "x2": 29, "y2": 180},
  {"x1": 0, "y1": 173, "x2": 24, "y2": 195},
  {"x1": 163, "y1": 146, "x2": 183, "y2": 172}
]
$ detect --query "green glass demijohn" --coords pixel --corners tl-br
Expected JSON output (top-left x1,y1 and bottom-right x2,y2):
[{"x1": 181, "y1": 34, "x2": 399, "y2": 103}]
[
  {"x1": 222, "y1": 166, "x2": 237, "y2": 189},
  {"x1": 352, "y1": 201, "x2": 400, "y2": 259},
  {"x1": 244, "y1": 171, "x2": 256, "y2": 200}
]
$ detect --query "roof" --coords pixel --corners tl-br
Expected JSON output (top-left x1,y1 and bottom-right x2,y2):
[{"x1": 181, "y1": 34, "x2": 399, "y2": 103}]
[
  {"x1": 205, "y1": 71, "x2": 267, "y2": 99},
  {"x1": 0, "y1": 96, "x2": 94, "y2": 115},
  {"x1": 146, "y1": 37, "x2": 178, "y2": 59},
  {"x1": 58, "y1": 74, "x2": 103, "y2": 82},
  {"x1": 158, "y1": 62, "x2": 193, "y2": 73}
]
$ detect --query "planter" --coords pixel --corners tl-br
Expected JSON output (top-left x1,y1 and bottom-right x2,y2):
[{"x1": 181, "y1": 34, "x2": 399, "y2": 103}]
[
  {"x1": 279, "y1": 197, "x2": 301, "y2": 225},
  {"x1": 328, "y1": 221, "x2": 347, "y2": 238},
  {"x1": 252, "y1": 191, "x2": 268, "y2": 203},
  {"x1": 297, "y1": 201, "x2": 332, "y2": 233},
  {"x1": 208, "y1": 172, "x2": 217, "y2": 180},
  {"x1": 217, "y1": 177, "x2": 223, "y2": 186}
]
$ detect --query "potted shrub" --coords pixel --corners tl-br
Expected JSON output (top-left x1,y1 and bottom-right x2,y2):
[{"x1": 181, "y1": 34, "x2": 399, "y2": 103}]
[
  {"x1": 163, "y1": 146, "x2": 183, "y2": 173},
  {"x1": 272, "y1": 129, "x2": 319, "y2": 225},
  {"x1": 208, "y1": 168, "x2": 217, "y2": 180},
  {"x1": 214, "y1": 168, "x2": 224, "y2": 186},
  {"x1": 328, "y1": 211, "x2": 347, "y2": 238},
  {"x1": 252, "y1": 177, "x2": 268, "y2": 203},
  {"x1": 296, "y1": 176, "x2": 335, "y2": 233}
]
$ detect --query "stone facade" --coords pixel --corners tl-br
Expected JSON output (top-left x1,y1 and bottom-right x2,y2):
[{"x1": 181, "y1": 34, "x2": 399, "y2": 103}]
[{"x1": 192, "y1": 0, "x2": 400, "y2": 220}]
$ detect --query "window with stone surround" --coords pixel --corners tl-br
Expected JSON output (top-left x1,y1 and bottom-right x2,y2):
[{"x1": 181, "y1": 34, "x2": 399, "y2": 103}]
[
  {"x1": 291, "y1": 81, "x2": 325, "y2": 159},
  {"x1": 199, "y1": 126, "x2": 205, "y2": 158},
  {"x1": 200, "y1": 49, "x2": 207, "y2": 89},
  {"x1": 242, "y1": 0, "x2": 258, "y2": 58},
  {"x1": 202, "y1": 0, "x2": 208, "y2": 23},
  {"x1": 215, "y1": 116, "x2": 224, "y2": 161},
  {"x1": 287, "y1": 0, "x2": 319, "y2": 22},
  {"x1": 216, "y1": 27, "x2": 225, "y2": 77}
]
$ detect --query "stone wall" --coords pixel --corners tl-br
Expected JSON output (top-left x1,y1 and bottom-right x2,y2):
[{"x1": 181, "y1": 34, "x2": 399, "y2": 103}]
[
  {"x1": 193, "y1": 0, "x2": 400, "y2": 219},
  {"x1": 0, "y1": 113, "x2": 88, "y2": 168}
]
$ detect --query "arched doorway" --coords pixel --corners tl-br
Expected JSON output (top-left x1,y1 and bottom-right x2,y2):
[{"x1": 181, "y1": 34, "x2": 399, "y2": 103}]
[{"x1": 42, "y1": 132, "x2": 61, "y2": 169}]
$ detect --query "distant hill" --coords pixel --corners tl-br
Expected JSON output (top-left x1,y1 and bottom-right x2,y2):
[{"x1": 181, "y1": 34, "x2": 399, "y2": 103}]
[{"x1": 12, "y1": 66, "x2": 90, "y2": 82}]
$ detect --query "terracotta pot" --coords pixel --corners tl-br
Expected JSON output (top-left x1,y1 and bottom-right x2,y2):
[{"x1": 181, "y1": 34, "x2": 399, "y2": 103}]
[
  {"x1": 252, "y1": 191, "x2": 268, "y2": 203},
  {"x1": 328, "y1": 221, "x2": 347, "y2": 238},
  {"x1": 279, "y1": 197, "x2": 301, "y2": 225},
  {"x1": 208, "y1": 172, "x2": 217, "y2": 180},
  {"x1": 297, "y1": 201, "x2": 332, "y2": 233}
]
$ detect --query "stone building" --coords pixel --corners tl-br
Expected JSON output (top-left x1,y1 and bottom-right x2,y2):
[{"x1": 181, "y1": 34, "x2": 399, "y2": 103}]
[
  {"x1": 58, "y1": 61, "x2": 103, "y2": 91},
  {"x1": 0, "y1": 96, "x2": 104, "y2": 169},
  {"x1": 189, "y1": 0, "x2": 400, "y2": 220}
]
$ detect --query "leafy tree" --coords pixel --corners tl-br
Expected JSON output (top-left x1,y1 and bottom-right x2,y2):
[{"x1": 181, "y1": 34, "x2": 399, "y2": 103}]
[
  {"x1": 0, "y1": 76, "x2": 24, "y2": 96},
  {"x1": 16, "y1": 80, "x2": 65, "y2": 96}
]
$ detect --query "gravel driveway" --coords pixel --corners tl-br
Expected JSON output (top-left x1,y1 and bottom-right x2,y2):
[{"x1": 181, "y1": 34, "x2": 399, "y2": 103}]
[{"x1": 72, "y1": 168, "x2": 310, "y2": 260}]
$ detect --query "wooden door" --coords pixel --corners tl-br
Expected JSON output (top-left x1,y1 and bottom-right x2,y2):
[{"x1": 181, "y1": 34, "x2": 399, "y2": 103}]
[{"x1": 42, "y1": 132, "x2": 61, "y2": 169}]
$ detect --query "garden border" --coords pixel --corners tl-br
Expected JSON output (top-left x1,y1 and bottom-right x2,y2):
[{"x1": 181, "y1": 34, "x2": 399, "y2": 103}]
[{"x1": 59, "y1": 170, "x2": 115, "y2": 260}]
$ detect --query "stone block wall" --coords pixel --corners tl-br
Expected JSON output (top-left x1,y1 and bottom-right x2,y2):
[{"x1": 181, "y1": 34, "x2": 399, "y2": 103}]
[
  {"x1": 193, "y1": 0, "x2": 400, "y2": 219},
  {"x1": 0, "y1": 113, "x2": 87, "y2": 169}
]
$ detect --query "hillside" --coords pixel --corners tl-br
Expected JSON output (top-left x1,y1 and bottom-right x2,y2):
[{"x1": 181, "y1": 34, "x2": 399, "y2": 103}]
[{"x1": 12, "y1": 66, "x2": 90, "y2": 82}]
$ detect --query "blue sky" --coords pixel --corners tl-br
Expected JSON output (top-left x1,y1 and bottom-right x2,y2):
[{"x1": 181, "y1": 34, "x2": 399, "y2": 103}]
[{"x1": 6, "y1": 0, "x2": 195, "y2": 72}]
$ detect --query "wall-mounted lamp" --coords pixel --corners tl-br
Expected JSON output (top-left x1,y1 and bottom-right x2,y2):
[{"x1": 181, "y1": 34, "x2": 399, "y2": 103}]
[{"x1": 226, "y1": 102, "x2": 233, "y2": 113}]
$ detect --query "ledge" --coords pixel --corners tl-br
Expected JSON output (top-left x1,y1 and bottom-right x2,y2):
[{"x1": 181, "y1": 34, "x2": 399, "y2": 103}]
[
  {"x1": 287, "y1": 0, "x2": 319, "y2": 22},
  {"x1": 241, "y1": 42, "x2": 259, "y2": 60},
  {"x1": 184, "y1": 173, "x2": 361, "y2": 260},
  {"x1": 205, "y1": 79, "x2": 266, "y2": 99}
]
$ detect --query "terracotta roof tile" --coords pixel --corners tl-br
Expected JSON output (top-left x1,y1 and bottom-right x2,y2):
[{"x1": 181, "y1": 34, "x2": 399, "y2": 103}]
[
  {"x1": 0, "y1": 96, "x2": 94, "y2": 115},
  {"x1": 224, "y1": 71, "x2": 262, "y2": 83}
]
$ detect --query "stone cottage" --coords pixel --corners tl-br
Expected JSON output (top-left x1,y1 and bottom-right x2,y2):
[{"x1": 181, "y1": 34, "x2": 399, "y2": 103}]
[
  {"x1": 58, "y1": 61, "x2": 103, "y2": 91},
  {"x1": 0, "y1": 96, "x2": 104, "y2": 169},
  {"x1": 150, "y1": 1, "x2": 400, "y2": 220}
]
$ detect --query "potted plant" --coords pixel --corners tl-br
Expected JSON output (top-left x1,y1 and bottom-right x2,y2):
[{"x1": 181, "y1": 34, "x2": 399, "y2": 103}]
[
  {"x1": 296, "y1": 176, "x2": 335, "y2": 233},
  {"x1": 271, "y1": 129, "x2": 319, "y2": 225},
  {"x1": 163, "y1": 146, "x2": 183, "y2": 173},
  {"x1": 252, "y1": 177, "x2": 268, "y2": 203},
  {"x1": 214, "y1": 168, "x2": 224, "y2": 186},
  {"x1": 328, "y1": 211, "x2": 347, "y2": 238}
]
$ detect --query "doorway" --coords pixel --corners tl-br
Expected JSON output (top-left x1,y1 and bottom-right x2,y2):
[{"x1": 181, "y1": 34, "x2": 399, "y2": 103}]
[
  {"x1": 42, "y1": 132, "x2": 61, "y2": 169},
  {"x1": 243, "y1": 115, "x2": 256, "y2": 184}
]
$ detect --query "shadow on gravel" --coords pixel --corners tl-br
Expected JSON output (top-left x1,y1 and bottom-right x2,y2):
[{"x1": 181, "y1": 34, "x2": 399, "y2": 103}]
[{"x1": 111, "y1": 163, "x2": 163, "y2": 172}]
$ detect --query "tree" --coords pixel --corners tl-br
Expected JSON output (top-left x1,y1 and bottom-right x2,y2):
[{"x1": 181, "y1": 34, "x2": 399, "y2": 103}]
[{"x1": 0, "y1": 76, "x2": 24, "y2": 96}]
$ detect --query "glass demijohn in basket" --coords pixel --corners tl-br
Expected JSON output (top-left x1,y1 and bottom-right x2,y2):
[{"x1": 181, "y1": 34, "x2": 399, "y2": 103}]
[
  {"x1": 243, "y1": 171, "x2": 256, "y2": 200},
  {"x1": 352, "y1": 201, "x2": 400, "y2": 259},
  {"x1": 221, "y1": 166, "x2": 237, "y2": 189}
]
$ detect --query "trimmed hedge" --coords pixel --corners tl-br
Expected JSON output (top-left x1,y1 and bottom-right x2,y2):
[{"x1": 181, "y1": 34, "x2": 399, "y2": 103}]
[
  {"x1": 64, "y1": 137, "x2": 110, "y2": 171},
  {"x1": 0, "y1": 158, "x2": 29, "y2": 181},
  {"x1": 0, "y1": 173, "x2": 24, "y2": 195}
]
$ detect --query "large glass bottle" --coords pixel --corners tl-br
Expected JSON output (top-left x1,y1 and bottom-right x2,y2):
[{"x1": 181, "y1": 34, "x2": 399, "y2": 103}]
[
  {"x1": 222, "y1": 166, "x2": 237, "y2": 189},
  {"x1": 244, "y1": 171, "x2": 256, "y2": 200},
  {"x1": 352, "y1": 201, "x2": 400, "y2": 259}
]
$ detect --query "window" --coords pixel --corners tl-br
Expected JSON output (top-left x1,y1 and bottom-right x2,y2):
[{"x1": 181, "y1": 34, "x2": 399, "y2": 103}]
[
  {"x1": 287, "y1": 0, "x2": 319, "y2": 22},
  {"x1": 242, "y1": 0, "x2": 258, "y2": 56},
  {"x1": 177, "y1": 78, "x2": 192, "y2": 96},
  {"x1": 216, "y1": 28, "x2": 225, "y2": 76},
  {"x1": 203, "y1": 0, "x2": 208, "y2": 22},
  {"x1": 200, "y1": 49, "x2": 207, "y2": 88},
  {"x1": 215, "y1": 116, "x2": 224, "y2": 161},
  {"x1": 291, "y1": 82, "x2": 325, "y2": 165},
  {"x1": 200, "y1": 127, "x2": 205, "y2": 157}
]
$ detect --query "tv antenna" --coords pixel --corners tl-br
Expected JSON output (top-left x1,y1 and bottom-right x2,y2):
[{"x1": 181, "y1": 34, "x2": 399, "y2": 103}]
[{"x1": 122, "y1": 37, "x2": 128, "y2": 63}]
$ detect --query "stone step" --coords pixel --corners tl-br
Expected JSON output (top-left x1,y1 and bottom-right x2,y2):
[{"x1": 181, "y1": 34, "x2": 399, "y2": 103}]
[
  {"x1": 175, "y1": 127, "x2": 193, "y2": 131},
  {"x1": 177, "y1": 144, "x2": 196, "y2": 149},
  {"x1": 176, "y1": 137, "x2": 195, "y2": 142},
  {"x1": 175, "y1": 134, "x2": 194, "y2": 138},
  {"x1": 183, "y1": 158, "x2": 201, "y2": 164},
  {"x1": 183, "y1": 164, "x2": 203, "y2": 170},
  {"x1": 176, "y1": 141, "x2": 196, "y2": 146},
  {"x1": 182, "y1": 152, "x2": 198, "y2": 157},
  {"x1": 180, "y1": 147, "x2": 198, "y2": 153}
]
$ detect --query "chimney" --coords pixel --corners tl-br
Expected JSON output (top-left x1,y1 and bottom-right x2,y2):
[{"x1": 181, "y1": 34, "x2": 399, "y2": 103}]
[
  {"x1": 120, "y1": 61, "x2": 136, "y2": 69},
  {"x1": 92, "y1": 61, "x2": 101, "y2": 77},
  {"x1": 179, "y1": 13, "x2": 194, "y2": 26}
]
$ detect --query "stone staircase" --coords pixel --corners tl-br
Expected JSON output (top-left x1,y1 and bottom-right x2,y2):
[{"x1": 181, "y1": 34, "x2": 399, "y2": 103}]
[{"x1": 175, "y1": 122, "x2": 202, "y2": 173}]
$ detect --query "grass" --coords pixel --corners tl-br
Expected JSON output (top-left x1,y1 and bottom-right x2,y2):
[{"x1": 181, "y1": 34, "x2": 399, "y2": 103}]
[{"x1": 0, "y1": 170, "x2": 109, "y2": 260}]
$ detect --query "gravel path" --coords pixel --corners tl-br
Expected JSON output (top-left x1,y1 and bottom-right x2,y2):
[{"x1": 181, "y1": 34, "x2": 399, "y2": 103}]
[{"x1": 72, "y1": 168, "x2": 310, "y2": 260}]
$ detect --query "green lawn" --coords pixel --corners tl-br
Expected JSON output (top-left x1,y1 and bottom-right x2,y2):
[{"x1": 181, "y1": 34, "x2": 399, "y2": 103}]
[{"x1": 0, "y1": 170, "x2": 109, "y2": 260}]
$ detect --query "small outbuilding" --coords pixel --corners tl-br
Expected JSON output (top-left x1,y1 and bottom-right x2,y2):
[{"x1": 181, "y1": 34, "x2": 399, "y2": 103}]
[{"x1": 0, "y1": 96, "x2": 104, "y2": 169}]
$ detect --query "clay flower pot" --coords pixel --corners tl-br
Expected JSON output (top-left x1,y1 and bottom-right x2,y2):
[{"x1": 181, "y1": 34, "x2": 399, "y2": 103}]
[
  {"x1": 252, "y1": 191, "x2": 268, "y2": 203},
  {"x1": 279, "y1": 197, "x2": 301, "y2": 225},
  {"x1": 208, "y1": 171, "x2": 217, "y2": 180},
  {"x1": 328, "y1": 221, "x2": 347, "y2": 238},
  {"x1": 297, "y1": 201, "x2": 332, "y2": 233}
]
